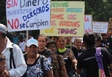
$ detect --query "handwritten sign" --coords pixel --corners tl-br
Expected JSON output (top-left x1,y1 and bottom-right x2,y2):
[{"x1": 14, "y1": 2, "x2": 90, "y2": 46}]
[
  {"x1": 108, "y1": 18, "x2": 112, "y2": 32},
  {"x1": 40, "y1": 1, "x2": 85, "y2": 36},
  {"x1": 84, "y1": 15, "x2": 93, "y2": 34},
  {"x1": 93, "y1": 22, "x2": 108, "y2": 33},
  {"x1": 6, "y1": 0, "x2": 51, "y2": 32}
]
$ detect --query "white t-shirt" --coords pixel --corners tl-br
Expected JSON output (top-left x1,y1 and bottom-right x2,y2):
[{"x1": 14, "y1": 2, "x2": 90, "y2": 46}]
[{"x1": 19, "y1": 41, "x2": 26, "y2": 52}]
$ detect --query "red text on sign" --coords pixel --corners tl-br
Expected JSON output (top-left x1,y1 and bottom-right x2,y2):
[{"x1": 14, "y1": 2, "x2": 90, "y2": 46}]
[
  {"x1": 68, "y1": 14, "x2": 76, "y2": 20},
  {"x1": 58, "y1": 28, "x2": 77, "y2": 35},
  {"x1": 51, "y1": 14, "x2": 64, "y2": 20},
  {"x1": 85, "y1": 16, "x2": 90, "y2": 22},
  {"x1": 8, "y1": 18, "x2": 19, "y2": 29},
  {"x1": 7, "y1": 0, "x2": 18, "y2": 8},
  {"x1": 85, "y1": 28, "x2": 92, "y2": 33},
  {"x1": 51, "y1": 20, "x2": 56, "y2": 26},
  {"x1": 59, "y1": 21, "x2": 80, "y2": 27}
]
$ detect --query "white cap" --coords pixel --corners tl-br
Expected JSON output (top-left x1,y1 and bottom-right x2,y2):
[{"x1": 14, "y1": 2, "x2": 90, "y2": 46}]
[
  {"x1": 0, "y1": 23, "x2": 7, "y2": 34},
  {"x1": 26, "y1": 38, "x2": 38, "y2": 47}
]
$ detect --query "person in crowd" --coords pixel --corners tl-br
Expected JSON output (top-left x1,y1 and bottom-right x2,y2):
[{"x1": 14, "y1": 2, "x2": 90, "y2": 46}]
[
  {"x1": 23, "y1": 38, "x2": 53, "y2": 77},
  {"x1": 95, "y1": 36, "x2": 102, "y2": 47},
  {"x1": 74, "y1": 38, "x2": 85, "y2": 57},
  {"x1": 76, "y1": 33, "x2": 112, "y2": 77},
  {"x1": 0, "y1": 23, "x2": 27, "y2": 77},
  {"x1": 46, "y1": 40, "x2": 68, "y2": 77},
  {"x1": 65, "y1": 37, "x2": 78, "y2": 60},
  {"x1": 37, "y1": 34, "x2": 52, "y2": 62},
  {"x1": 19, "y1": 37, "x2": 26, "y2": 53},
  {"x1": 101, "y1": 33, "x2": 112, "y2": 55},
  {"x1": 51, "y1": 36, "x2": 58, "y2": 43},
  {"x1": 107, "y1": 31, "x2": 112, "y2": 55},
  {"x1": 56, "y1": 36, "x2": 77, "y2": 77},
  {"x1": 0, "y1": 54, "x2": 6, "y2": 76},
  {"x1": 74, "y1": 38, "x2": 86, "y2": 77},
  {"x1": 28, "y1": 34, "x2": 34, "y2": 39},
  {"x1": 101, "y1": 33, "x2": 110, "y2": 48},
  {"x1": 107, "y1": 31, "x2": 112, "y2": 41},
  {"x1": 12, "y1": 32, "x2": 19, "y2": 45}
]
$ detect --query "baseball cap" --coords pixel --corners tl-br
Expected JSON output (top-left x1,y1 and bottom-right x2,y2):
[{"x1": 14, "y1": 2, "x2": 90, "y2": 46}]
[
  {"x1": 26, "y1": 38, "x2": 38, "y2": 47},
  {"x1": 0, "y1": 23, "x2": 7, "y2": 34}
]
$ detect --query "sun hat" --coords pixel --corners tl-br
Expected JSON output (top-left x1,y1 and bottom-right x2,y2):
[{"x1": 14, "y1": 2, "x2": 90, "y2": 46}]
[{"x1": 0, "y1": 23, "x2": 7, "y2": 34}]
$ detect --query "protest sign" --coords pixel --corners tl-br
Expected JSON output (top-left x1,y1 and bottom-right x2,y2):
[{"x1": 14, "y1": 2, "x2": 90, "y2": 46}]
[
  {"x1": 108, "y1": 18, "x2": 112, "y2": 32},
  {"x1": 93, "y1": 22, "x2": 108, "y2": 33},
  {"x1": 40, "y1": 1, "x2": 85, "y2": 36},
  {"x1": 6, "y1": 0, "x2": 51, "y2": 32},
  {"x1": 84, "y1": 15, "x2": 93, "y2": 34}
]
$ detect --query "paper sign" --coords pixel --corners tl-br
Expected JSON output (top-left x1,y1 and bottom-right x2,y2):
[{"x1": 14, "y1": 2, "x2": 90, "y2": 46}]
[
  {"x1": 6, "y1": 0, "x2": 51, "y2": 32},
  {"x1": 40, "y1": 1, "x2": 85, "y2": 36},
  {"x1": 93, "y1": 22, "x2": 108, "y2": 33},
  {"x1": 84, "y1": 15, "x2": 93, "y2": 34}
]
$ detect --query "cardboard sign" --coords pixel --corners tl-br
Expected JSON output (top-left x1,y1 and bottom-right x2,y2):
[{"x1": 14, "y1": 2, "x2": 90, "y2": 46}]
[
  {"x1": 84, "y1": 15, "x2": 93, "y2": 34},
  {"x1": 93, "y1": 22, "x2": 108, "y2": 33},
  {"x1": 6, "y1": 0, "x2": 51, "y2": 32},
  {"x1": 40, "y1": 1, "x2": 85, "y2": 36}
]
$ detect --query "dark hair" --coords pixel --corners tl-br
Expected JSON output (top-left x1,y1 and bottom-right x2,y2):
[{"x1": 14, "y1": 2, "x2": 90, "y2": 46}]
[
  {"x1": 52, "y1": 36, "x2": 57, "y2": 39},
  {"x1": 57, "y1": 36, "x2": 66, "y2": 41},
  {"x1": 96, "y1": 36, "x2": 101, "y2": 42},
  {"x1": 83, "y1": 33, "x2": 95, "y2": 47},
  {"x1": 0, "y1": 54, "x2": 6, "y2": 62},
  {"x1": 2, "y1": 33, "x2": 7, "y2": 38},
  {"x1": 37, "y1": 34, "x2": 47, "y2": 42},
  {"x1": 20, "y1": 36, "x2": 24, "y2": 42},
  {"x1": 46, "y1": 40, "x2": 56, "y2": 48},
  {"x1": 101, "y1": 33, "x2": 107, "y2": 36},
  {"x1": 29, "y1": 33, "x2": 33, "y2": 36}
]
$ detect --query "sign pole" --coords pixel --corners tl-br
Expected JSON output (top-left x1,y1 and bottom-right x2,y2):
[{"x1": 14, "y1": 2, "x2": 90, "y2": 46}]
[{"x1": 26, "y1": 30, "x2": 28, "y2": 41}]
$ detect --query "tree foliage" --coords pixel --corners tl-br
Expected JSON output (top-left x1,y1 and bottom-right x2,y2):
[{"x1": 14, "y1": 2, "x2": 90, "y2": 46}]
[
  {"x1": 0, "y1": 0, "x2": 6, "y2": 25},
  {"x1": 0, "y1": 0, "x2": 112, "y2": 24}
]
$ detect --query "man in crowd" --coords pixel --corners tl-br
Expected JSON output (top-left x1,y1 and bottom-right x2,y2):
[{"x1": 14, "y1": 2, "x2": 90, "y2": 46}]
[
  {"x1": 0, "y1": 54, "x2": 6, "y2": 76},
  {"x1": 0, "y1": 23, "x2": 27, "y2": 77},
  {"x1": 76, "y1": 33, "x2": 112, "y2": 77},
  {"x1": 65, "y1": 37, "x2": 78, "y2": 60},
  {"x1": 74, "y1": 38, "x2": 84, "y2": 56}
]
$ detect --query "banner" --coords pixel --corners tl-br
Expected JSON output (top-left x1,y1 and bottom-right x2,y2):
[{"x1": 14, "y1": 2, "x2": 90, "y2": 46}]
[
  {"x1": 6, "y1": 0, "x2": 51, "y2": 32},
  {"x1": 108, "y1": 18, "x2": 112, "y2": 32},
  {"x1": 93, "y1": 22, "x2": 108, "y2": 33},
  {"x1": 84, "y1": 15, "x2": 93, "y2": 34},
  {"x1": 40, "y1": 1, "x2": 85, "y2": 36}
]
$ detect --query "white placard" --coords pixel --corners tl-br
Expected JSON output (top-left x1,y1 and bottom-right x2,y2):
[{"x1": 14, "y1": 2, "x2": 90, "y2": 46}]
[
  {"x1": 6, "y1": 0, "x2": 51, "y2": 32},
  {"x1": 84, "y1": 15, "x2": 93, "y2": 34},
  {"x1": 93, "y1": 22, "x2": 108, "y2": 33}
]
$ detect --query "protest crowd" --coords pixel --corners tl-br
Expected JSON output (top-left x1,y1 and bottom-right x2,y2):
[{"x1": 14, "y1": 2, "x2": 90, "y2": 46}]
[
  {"x1": 0, "y1": 23, "x2": 112, "y2": 77},
  {"x1": 0, "y1": 0, "x2": 112, "y2": 77}
]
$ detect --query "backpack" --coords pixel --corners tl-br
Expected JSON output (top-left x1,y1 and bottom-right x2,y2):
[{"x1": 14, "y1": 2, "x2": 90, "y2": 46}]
[
  {"x1": 9, "y1": 44, "x2": 16, "y2": 69},
  {"x1": 95, "y1": 47, "x2": 106, "y2": 77}
]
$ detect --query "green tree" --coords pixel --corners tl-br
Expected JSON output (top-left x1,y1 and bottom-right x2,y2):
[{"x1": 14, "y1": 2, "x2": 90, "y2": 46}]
[
  {"x1": 0, "y1": 0, "x2": 112, "y2": 24},
  {"x1": 52, "y1": 0, "x2": 112, "y2": 21},
  {"x1": 0, "y1": 0, "x2": 6, "y2": 25}
]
